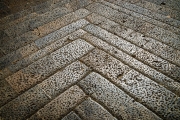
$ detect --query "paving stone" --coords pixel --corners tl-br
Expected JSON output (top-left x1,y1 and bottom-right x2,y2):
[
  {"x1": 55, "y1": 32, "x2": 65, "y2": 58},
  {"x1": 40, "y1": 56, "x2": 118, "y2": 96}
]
[
  {"x1": 146, "y1": 26, "x2": 180, "y2": 50},
  {"x1": 75, "y1": 97, "x2": 117, "y2": 120},
  {"x1": 0, "y1": 84, "x2": 50, "y2": 120},
  {"x1": 4, "y1": 7, "x2": 72, "y2": 38},
  {"x1": 5, "y1": 39, "x2": 94, "y2": 93},
  {"x1": 120, "y1": 69, "x2": 180, "y2": 119},
  {"x1": 82, "y1": 33, "x2": 180, "y2": 96},
  {"x1": 86, "y1": 13, "x2": 180, "y2": 67},
  {"x1": 78, "y1": 72, "x2": 161, "y2": 120},
  {"x1": 35, "y1": 19, "x2": 89, "y2": 49},
  {"x1": 86, "y1": 2, "x2": 180, "y2": 50},
  {"x1": 7, "y1": 29, "x2": 87, "y2": 76},
  {"x1": 105, "y1": 0, "x2": 180, "y2": 32},
  {"x1": 39, "y1": 60, "x2": 90, "y2": 98},
  {"x1": 84, "y1": 24, "x2": 180, "y2": 81},
  {"x1": 102, "y1": 1, "x2": 180, "y2": 34},
  {"x1": 62, "y1": 111, "x2": 82, "y2": 120},
  {"x1": 28, "y1": 85, "x2": 86, "y2": 120},
  {"x1": 0, "y1": 61, "x2": 89, "y2": 119},
  {"x1": 0, "y1": 79, "x2": 18, "y2": 107},
  {"x1": 0, "y1": 9, "x2": 90, "y2": 55}
]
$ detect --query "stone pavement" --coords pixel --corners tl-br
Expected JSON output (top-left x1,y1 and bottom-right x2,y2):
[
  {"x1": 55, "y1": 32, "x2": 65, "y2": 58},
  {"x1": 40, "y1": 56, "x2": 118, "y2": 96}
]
[{"x1": 0, "y1": 0, "x2": 180, "y2": 119}]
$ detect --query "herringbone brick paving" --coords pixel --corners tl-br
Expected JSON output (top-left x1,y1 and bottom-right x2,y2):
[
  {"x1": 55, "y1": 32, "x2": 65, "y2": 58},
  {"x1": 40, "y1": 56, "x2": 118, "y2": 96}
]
[{"x1": 0, "y1": 0, "x2": 180, "y2": 119}]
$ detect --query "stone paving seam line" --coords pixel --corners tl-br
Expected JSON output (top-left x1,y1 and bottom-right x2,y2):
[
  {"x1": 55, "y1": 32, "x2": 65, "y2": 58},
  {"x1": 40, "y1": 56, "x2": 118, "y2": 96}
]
[
  {"x1": 0, "y1": 0, "x2": 74, "y2": 30},
  {"x1": 85, "y1": 3, "x2": 180, "y2": 50},
  {"x1": 83, "y1": 24, "x2": 180, "y2": 82},
  {"x1": 75, "y1": 85, "x2": 122, "y2": 120},
  {"x1": 0, "y1": 8, "x2": 91, "y2": 57},
  {"x1": 0, "y1": 60, "x2": 90, "y2": 119},
  {"x1": 62, "y1": 111, "x2": 83, "y2": 120},
  {"x1": 78, "y1": 72, "x2": 163, "y2": 120},
  {"x1": 27, "y1": 85, "x2": 88, "y2": 120},
  {"x1": 85, "y1": 13, "x2": 180, "y2": 67},
  {"x1": 81, "y1": 33, "x2": 180, "y2": 96},
  {"x1": 1, "y1": 47, "x2": 95, "y2": 108},
  {"x1": 102, "y1": 0, "x2": 180, "y2": 35},
  {"x1": 1, "y1": 29, "x2": 87, "y2": 79},
  {"x1": 79, "y1": 49, "x2": 180, "y2": 119},
  {"x1": 74, "y1": 97, "x2": 118, "y2": 120},
  {"x1": 0, "y1": 19, "x2": 90, "y2": 71},
  {"x1": 110, "y1": 0, "x2": 180, "y2": 21},
  {"x1": 103, "y1": 0, "x2": 180, "y2": 30}
]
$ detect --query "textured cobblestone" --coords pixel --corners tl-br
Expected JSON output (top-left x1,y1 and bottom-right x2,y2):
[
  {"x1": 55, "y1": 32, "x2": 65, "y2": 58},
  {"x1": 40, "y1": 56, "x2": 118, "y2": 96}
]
[
  {"x1": 28, "y1": 85, "x2": 86, "y2": 120},
  {"x1": 5, "y1": 39, "x2": 94, "y2": 93},
  {"x1": 78, "y1": 72, "x2": 161, "y2": 120},
  {"x1": 84, "y1": 24, "x2": 180, "y2": 81},
  {"x1": 86, "y1": 2, "x2": 180, "y2": 50},
  {"x1": 0, "y1": 0, "x2": 180, "y2": 119},
  {"x1": 75, "y1": 97, "x2": 117, "y2": 120},
  {"x1": 62, "y1": 111, "x2": 82, "y2": 120}
]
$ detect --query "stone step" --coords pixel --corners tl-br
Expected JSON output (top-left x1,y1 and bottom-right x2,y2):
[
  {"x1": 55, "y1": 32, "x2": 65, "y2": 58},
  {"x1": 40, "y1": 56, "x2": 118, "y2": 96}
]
[
  {"x1": 80, "y1": 49, "x2": 180, "y2": 119},
  {"x1": 82, "y1": 33, "x2": 180, "y2": 96},
  {"x1": 103, "y1": 0, "x2": 180, "y2": 35},
  {"x1": 78, "y1": 72, "x2": 162, "y2": 120},
  {"x1": 74, "y1": 97, "x2": 117, "y2": 120},
  {"x1": 104, "y1": 0, "x2": 180, "y2": 28},
  {"x1": 0, "y1": 9, "x2": 90, "y2": 62},
  {"x1": 86, "y1": 3, "x2": 180, "y2": 50},
  {"x1": 0, "y1": 61, "x2": 90, "y2": 118},
  {"x1": 86, "y1": 13, "x2": 180, "y2": 67},
  {"x1": 84, "y1": 24, "x2": 180, "y2": 82},
  {"x1": 28, "y1": 85, "x2": 86, "y2": 120}
]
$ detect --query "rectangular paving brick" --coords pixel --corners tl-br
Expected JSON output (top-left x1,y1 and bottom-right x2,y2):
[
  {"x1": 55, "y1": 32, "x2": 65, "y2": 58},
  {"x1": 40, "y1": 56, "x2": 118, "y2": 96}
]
[
  {"x1": 75, "y1": 97, "x2": 117, "y2": 120},
  {"x1": 4, "y1": 7, "x2": 72, "y2": 38},
  {"x1": 84, "y1": 24, "x2": 180, "y2": 81},
  {"x1": 86, "y1": 13, "x2": 180, "y2": 67},
  {"x1": 82, "y1": 33, "x2": 180, "y2": 96},
  {"x1": 103, "y1": 0, "x2": 180, "y2": 35},
  {"x1": 28, "y1": 85, "x2": 86, "y2": 120},
  {"x1": 35, "y1": 19, "x2": 89, "y2": 49},
  {"x1": 0, "y1": 19, "x2": 88, "y2": 72},
  {"x1": 0, "y1": 61, "x2": 89, "y2": 119},
  {"x1": 5, "y1": 39, "x2": 94, "y2": 93},
  {"x1": 0, "y1": 9, "x2": 90, "y2": 55},
  {"x1": 105, "y1": 0, "x2": 180, "y2": 33},
  {"x1": 80, "y1": 49, "x2": 180, "y2": 119},
  {"x1": 0, "y1": 79, "x2": 18, "y2": 107},
  {"x1": 78, "y1": 72, "x2": 161, "y2": 120},
  {"x1": 7, "y1": 29, "x2": 87, "y2": 76},
  {"x1": 62, "y1": 111, "x2": 82, "y2": 120},
  {"x1": 86, "y1": 2, "x2": 180, "y2": 50}
]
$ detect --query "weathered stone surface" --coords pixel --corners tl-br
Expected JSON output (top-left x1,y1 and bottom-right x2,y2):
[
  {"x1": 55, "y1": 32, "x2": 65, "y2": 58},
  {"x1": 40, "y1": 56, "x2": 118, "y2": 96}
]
[
  {"x1": 0, "y1": 61, "x2": 88, "y2": 119},
  {"x1": 7, "y1": 29, "x2": 87, "y2": 74},
  {"x1": 78, "y1": 72, "x2": 161, "y2": 120},
  {"x1": 35, "y1": 19, "x2": 89, "y2": 48},
  {"x1": 84, "y1": 24, "x2": 180, "y2": 81},
  {"x1": 82, "y1": 33, "x2": 180, "y2": 96},
  {"x1": 62, "y1": 111, "x2": 82, "y2": 120},
  {"x1": 86, "y1": 13, "x2": 180, "y2": 67},
  {"x1": 75, "y1": 97, "x2": 117, "y2": 120},
  {"x1": 0, "y1": 79, "x2": 18, "y2": 107},
  {"x1": 6, "y1": 39, "x2": 94, "y2": 93},
  {"x1": 102, "y1": 0, "x2": 180, "y2": 34},
  {"x1": 28, "y1": 85, "x2": 86, "y2": 120},
  {"x1": 86, "y1": 2, "x2": 180, "y2": 50}
]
